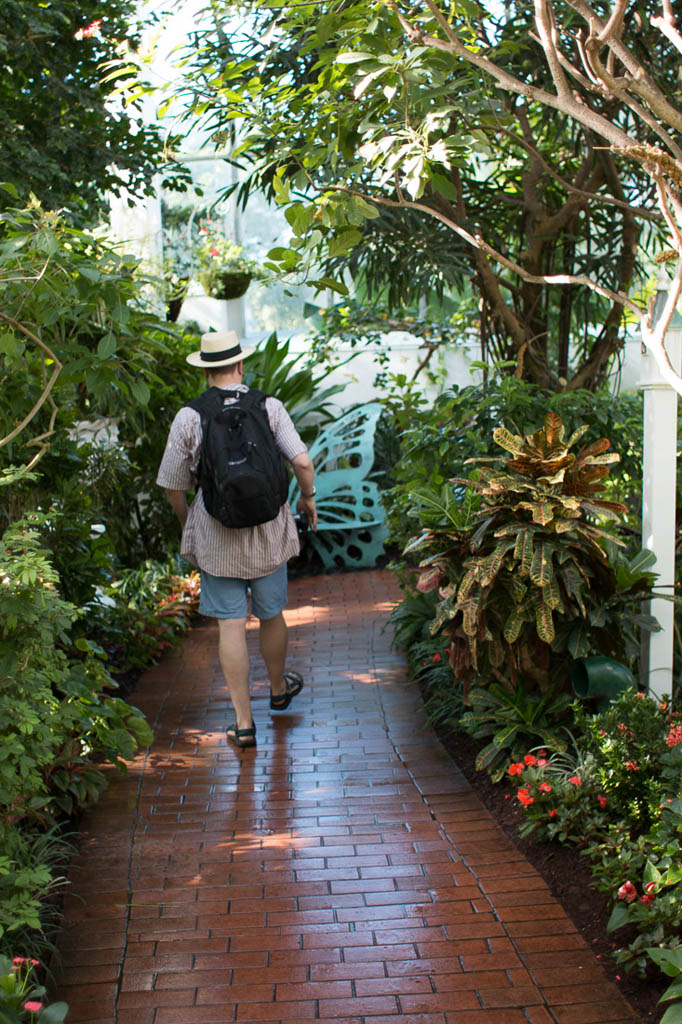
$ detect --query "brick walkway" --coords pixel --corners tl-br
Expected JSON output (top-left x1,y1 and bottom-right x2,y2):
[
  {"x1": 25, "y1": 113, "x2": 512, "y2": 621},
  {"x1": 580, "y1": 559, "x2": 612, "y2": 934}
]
[{"x1": 53, "y1": 569, "x2": 637, "y2": 1024}]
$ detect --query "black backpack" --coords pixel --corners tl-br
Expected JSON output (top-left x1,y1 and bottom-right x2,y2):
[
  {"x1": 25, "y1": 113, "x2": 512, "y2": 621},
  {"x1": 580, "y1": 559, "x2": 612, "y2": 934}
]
[{"x1": 186, "y1": 387, "x2": 289, "y2": 528}]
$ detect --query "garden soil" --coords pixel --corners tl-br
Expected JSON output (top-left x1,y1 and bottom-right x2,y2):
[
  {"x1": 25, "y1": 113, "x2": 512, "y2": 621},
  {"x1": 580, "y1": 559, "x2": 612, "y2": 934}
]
[{"x1": 438, "y1": 726, "x2": 667, "y2": 1024}]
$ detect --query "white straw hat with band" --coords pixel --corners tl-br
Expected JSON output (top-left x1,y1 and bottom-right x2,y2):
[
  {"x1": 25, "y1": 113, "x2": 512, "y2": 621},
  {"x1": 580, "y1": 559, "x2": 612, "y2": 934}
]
[{"x1": 186, "y1": 331, "x2": 256, "y2": 368}]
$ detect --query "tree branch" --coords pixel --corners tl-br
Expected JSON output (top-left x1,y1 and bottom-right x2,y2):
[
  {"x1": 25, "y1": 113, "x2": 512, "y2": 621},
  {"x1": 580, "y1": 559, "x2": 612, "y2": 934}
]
[{"x1": 0, "y1": 313, "x2": 63, "y2": 451}]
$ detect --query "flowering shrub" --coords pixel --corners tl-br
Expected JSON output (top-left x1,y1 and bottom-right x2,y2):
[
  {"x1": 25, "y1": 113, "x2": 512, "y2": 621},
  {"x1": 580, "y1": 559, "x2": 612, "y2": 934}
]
[
  {"x1": 0, "y1": 955, "x2": 67, "y2": 1022},
  {"x1": 505, "y1": 690, "x2": 682, "y2": 998},
  {"x1": 572, "y1": 688, "x2": 675, "y2": 831}
]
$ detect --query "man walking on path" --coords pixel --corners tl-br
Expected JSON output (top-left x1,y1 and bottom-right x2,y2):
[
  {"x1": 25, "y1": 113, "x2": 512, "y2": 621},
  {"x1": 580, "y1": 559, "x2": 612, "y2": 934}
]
[{"x1": 157, "y1": 330, "x2": 317, "y2": 748}]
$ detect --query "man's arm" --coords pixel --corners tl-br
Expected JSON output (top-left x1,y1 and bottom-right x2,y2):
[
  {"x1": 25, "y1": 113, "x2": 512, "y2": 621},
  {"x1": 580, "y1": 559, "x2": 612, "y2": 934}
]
[
  {"x1": 291, "y1": 452, "x2": 317, "y2": 532},
  {"x1": 165, "y1": 488, "x2": 189, "y2": 528}
]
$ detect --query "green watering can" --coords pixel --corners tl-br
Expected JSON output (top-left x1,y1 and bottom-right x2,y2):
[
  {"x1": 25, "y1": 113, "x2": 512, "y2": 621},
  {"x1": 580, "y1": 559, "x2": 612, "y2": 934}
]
[{"x1": 571, "y1": 656, "x2": 636, "y2": 710}]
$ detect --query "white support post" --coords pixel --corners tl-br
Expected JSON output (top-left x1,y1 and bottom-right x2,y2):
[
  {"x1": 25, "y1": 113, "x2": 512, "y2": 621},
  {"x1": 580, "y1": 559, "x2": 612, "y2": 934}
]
[{"x1": 639, "y1": 287, "x2": 682, "y2": 701}]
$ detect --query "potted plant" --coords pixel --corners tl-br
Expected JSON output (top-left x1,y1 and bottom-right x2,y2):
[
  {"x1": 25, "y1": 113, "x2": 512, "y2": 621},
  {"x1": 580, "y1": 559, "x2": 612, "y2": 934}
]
[{"x1": 195, "y1": 222, "x2": 263, "y2": 300}]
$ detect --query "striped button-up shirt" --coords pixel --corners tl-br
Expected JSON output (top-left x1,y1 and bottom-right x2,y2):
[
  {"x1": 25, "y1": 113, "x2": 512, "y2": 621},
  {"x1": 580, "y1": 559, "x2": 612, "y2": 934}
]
[{"x1": 156, "y1": 385, "x2": 307, "y2": 579}]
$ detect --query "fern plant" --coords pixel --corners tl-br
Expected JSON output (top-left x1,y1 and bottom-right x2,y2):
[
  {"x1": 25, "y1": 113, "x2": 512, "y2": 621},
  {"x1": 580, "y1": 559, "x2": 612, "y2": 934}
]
[{"x1": 411, "y1": 411, "x2": 656, "y2": 696}]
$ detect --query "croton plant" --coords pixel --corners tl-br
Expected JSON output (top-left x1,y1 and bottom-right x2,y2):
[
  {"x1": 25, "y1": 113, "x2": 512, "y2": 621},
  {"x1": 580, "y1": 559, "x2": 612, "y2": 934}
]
[{"x1": 410, "y1": 411, "x2": 656, "y2": 696}]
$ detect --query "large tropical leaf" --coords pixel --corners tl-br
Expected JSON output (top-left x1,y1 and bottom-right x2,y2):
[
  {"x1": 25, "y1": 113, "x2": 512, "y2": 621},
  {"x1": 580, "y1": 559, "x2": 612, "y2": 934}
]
[
  {"x1": 492, "y1": 426, "x2": 524, "y2": 456},
  {"x1": 534, "y1": 596, "x2": 555, "y2": 644},
  {"x1": 480, "y1": 538, "x2": 515, "y2": 586},
  {"x1": 567, "y1": 621, "x2": 592, "y2": 658},
  {"x1": 542, "y1": 411, "x2": 565, "y2": 447},
  {"x1": 530, "y1": 539, "x2": 555, "y2": 588}
]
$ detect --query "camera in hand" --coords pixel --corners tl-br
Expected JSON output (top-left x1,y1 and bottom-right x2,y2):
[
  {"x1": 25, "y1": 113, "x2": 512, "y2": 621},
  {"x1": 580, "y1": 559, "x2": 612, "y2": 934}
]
[{"x1": 293, "y1": 511, "x2": 308, "y2": 532}]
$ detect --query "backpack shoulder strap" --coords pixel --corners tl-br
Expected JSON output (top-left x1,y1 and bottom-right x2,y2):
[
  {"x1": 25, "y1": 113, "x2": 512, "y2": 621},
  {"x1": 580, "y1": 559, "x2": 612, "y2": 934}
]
[
  {"x1": 185, "y1": 387, "x2": 224, "y2": 416},
  {"x1": 238, "y1": 387, "x2": 268, "y2": 410}
]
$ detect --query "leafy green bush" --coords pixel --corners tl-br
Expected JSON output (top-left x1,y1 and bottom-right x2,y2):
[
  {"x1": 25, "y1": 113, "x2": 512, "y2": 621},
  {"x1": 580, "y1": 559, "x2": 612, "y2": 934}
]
[
  {"x1": 88, "y1": 558, "x2": 201, "y2": 672},
  {"x1": 409, "y1": 411, "x2": 655, "y2": 695},
  {"x1": 382, "y1": 375, "x2": 644, "y2": 554},
  {"x1": 0, "y1": 514, "x2": 154, "y2": 823},
  {"x1": 460, "y1": 683, "x2": 572, "y2": 781}
]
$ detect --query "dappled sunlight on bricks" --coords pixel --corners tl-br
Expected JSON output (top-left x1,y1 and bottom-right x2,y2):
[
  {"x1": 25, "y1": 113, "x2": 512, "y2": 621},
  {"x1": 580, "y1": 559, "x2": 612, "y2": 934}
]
[{"x1": 52, "y1": 569, "x2": 638, "y2": 1024}]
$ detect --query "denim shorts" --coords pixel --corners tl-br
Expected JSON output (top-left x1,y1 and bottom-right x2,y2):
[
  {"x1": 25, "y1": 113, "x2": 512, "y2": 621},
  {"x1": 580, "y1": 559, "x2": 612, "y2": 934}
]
[{"x1": 198, "y1": 563, "x2": 288, "y2": 620}]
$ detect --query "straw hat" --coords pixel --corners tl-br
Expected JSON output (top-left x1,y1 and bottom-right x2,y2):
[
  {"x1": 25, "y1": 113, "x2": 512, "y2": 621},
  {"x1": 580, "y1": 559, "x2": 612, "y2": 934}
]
[{"x1": 186, "y1": 331, "x2": 256, "y2": 369}]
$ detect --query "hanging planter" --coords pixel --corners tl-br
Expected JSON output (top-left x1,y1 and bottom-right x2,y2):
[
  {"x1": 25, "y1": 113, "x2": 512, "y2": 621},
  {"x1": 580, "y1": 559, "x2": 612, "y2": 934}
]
[
  {"x1": 199, "y1": 268, "x2": 253, "y2": 300},
  {"x1": 194, "y1": 222, "x2": 263, "y2": 301}
]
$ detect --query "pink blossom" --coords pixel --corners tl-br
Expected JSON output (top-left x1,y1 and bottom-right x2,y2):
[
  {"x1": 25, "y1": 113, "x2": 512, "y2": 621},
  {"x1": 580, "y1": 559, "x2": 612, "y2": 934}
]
[
  {"x1": 536, "y1": 758, "x2": 548, "y2": 767},
  {"x1": 568, "y1": 776, "x2": 582, "y2": 787},
  {"x1": 74, "y1": 19, "x2": 102, "y2": 39},
  {"x1": 666, "y1": 724, "x2": 682, "y2": 747},
  {"x1": 539, "y1": 782, "x2": 552, "y2": 794},
  {"x1": 209, "y1": 247, "x2": 220, "y2": 256},
  {"x1": 617, "y1": 881, "x2": 637, "y2": 903},
  {"x1": 23, "y1": 1002, "x2": 43, "y2": 1014}
]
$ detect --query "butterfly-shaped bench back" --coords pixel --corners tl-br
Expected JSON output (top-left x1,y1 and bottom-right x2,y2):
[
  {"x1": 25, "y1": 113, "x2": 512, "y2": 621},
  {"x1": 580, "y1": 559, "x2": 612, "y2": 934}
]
[{"x1": 288, "y1": 402, "x2": 389, "y2": 569}]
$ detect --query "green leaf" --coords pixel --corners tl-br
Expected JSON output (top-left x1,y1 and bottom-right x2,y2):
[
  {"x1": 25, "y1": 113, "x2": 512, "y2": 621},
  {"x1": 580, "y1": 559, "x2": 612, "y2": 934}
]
[
  {"x1": 335, "y1": 51, "x2": 378, "y2": 64},
  {"x1": 430, "y1": 172, "x2": 459, "y2": 201},
  {"x1": 659, "y1": 979, "x2": 682, "y2": 1005},
  {"x1": 659, "y1": 1002, "x2": 682, "y2": 1024},
  {"x1": 567, "y1": 622, "x2": 591, "y2": 658},
  {"x1": 647, "y1": 947, "x2": 682, "y2": 977},
  {"x1": 315, "y1": 276, "x2": 349, "y2": 296},
  {"x1": 97, "y1": 334, "x2": 117, "y2": 360},
  {"x1": 606, "y1": 902, "x2": 630, "y2": 933},
  {"x1": 129, "y1": 379, "x2": 150, "y2": 405}
]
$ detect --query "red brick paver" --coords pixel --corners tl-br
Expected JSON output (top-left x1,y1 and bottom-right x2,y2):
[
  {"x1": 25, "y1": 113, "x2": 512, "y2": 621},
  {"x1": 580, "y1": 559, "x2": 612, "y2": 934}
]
[{"x1": 53, "y1": 570, "x2": 636, "y2": 1023}]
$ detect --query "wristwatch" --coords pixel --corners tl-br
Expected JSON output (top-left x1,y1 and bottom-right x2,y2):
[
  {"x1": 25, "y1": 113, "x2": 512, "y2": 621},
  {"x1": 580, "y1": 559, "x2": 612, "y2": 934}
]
[{"x1": 301, "y1": 486, "x2": 316, "y2": 498}]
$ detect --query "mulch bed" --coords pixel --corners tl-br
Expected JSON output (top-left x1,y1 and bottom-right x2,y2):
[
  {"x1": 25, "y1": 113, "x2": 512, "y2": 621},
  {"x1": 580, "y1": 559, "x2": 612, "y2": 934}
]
[{"x1": 434, "y1": 724, "x2": 667, "y2": 1023}]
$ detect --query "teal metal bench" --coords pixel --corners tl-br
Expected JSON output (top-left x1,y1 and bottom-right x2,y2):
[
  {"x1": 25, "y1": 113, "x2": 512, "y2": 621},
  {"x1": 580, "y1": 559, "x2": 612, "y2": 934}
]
[{"x1": 288, "y1": 402, "x2": 389, "y2": 570}]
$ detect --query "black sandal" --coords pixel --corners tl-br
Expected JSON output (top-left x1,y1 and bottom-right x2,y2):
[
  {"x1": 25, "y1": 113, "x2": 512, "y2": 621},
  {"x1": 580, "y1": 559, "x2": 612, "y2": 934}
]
[
  {"x1": 226, "y1": 722, "x2": 257, "y2": 748},
  {"x1": 270, "y1": 671, "x2": 304, "y2": 711}
]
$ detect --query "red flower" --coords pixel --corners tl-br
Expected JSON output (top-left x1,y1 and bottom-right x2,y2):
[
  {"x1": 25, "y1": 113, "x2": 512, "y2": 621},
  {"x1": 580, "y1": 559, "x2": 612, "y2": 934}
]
[
  {"x1": 539, "y1": 782, "x2": 552, "y2": 794},
  {"x1": 617, "y1": 881, "x2": 637, "y2": 903},
  {"x1": 597, "y1": 794, "x2": 607, "y2": 809},
  {"x1": 210, "y1": 247, "x2": 220, "y2": 256},
  {"x1": 524, "y1": 754, "x2": 538, "y2": 766},
  {"x1": 23, "y1": 1003, "x2": 43, "y2": 1014},
  {"x1": 516, "y1": 788, "x2": 534, "y2": 807},
  {"x1": 624, "y1": 760, "x2": 640, "y2": 772},
  {"x1": 74, "y1": 18, "x2": 102, "y2": 39},
  {"x1": 644, "y1": 881, "x2": 656, "y2": 895},
  {"x1": 666, "y1": 724, "x2": 682, "y2": 748},
  {"x1": 548, "y1": 808, "x2": 558, "y2": 818},
  {"x1": 432, "y1": 652, "x2": 442, "y2": 663},
  {"x1": 640, "y1": 894, "x2": 654, "y2": 906},
  {"x1": 568, "y1": 776, "x2": 582, "y2": 787},
  {"x1": 508, "y1": 762, "x2": 524, "y2": 776}
]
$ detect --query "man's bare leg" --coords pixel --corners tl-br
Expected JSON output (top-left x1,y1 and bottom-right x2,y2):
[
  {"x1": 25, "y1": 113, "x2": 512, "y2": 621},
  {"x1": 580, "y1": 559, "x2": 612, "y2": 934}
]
[
  {"x1": 217, "y1": 617, "x2": 253, "y2": 729},
  {"x1": 259, "y1": 611, "x2": 287, "y2": 697}
]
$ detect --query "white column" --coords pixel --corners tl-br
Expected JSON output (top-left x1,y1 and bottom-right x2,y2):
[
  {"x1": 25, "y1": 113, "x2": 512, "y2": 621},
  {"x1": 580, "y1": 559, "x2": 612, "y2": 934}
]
[{"x1": 639, "y1": 306, "x2": 682, "y2": 700}]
